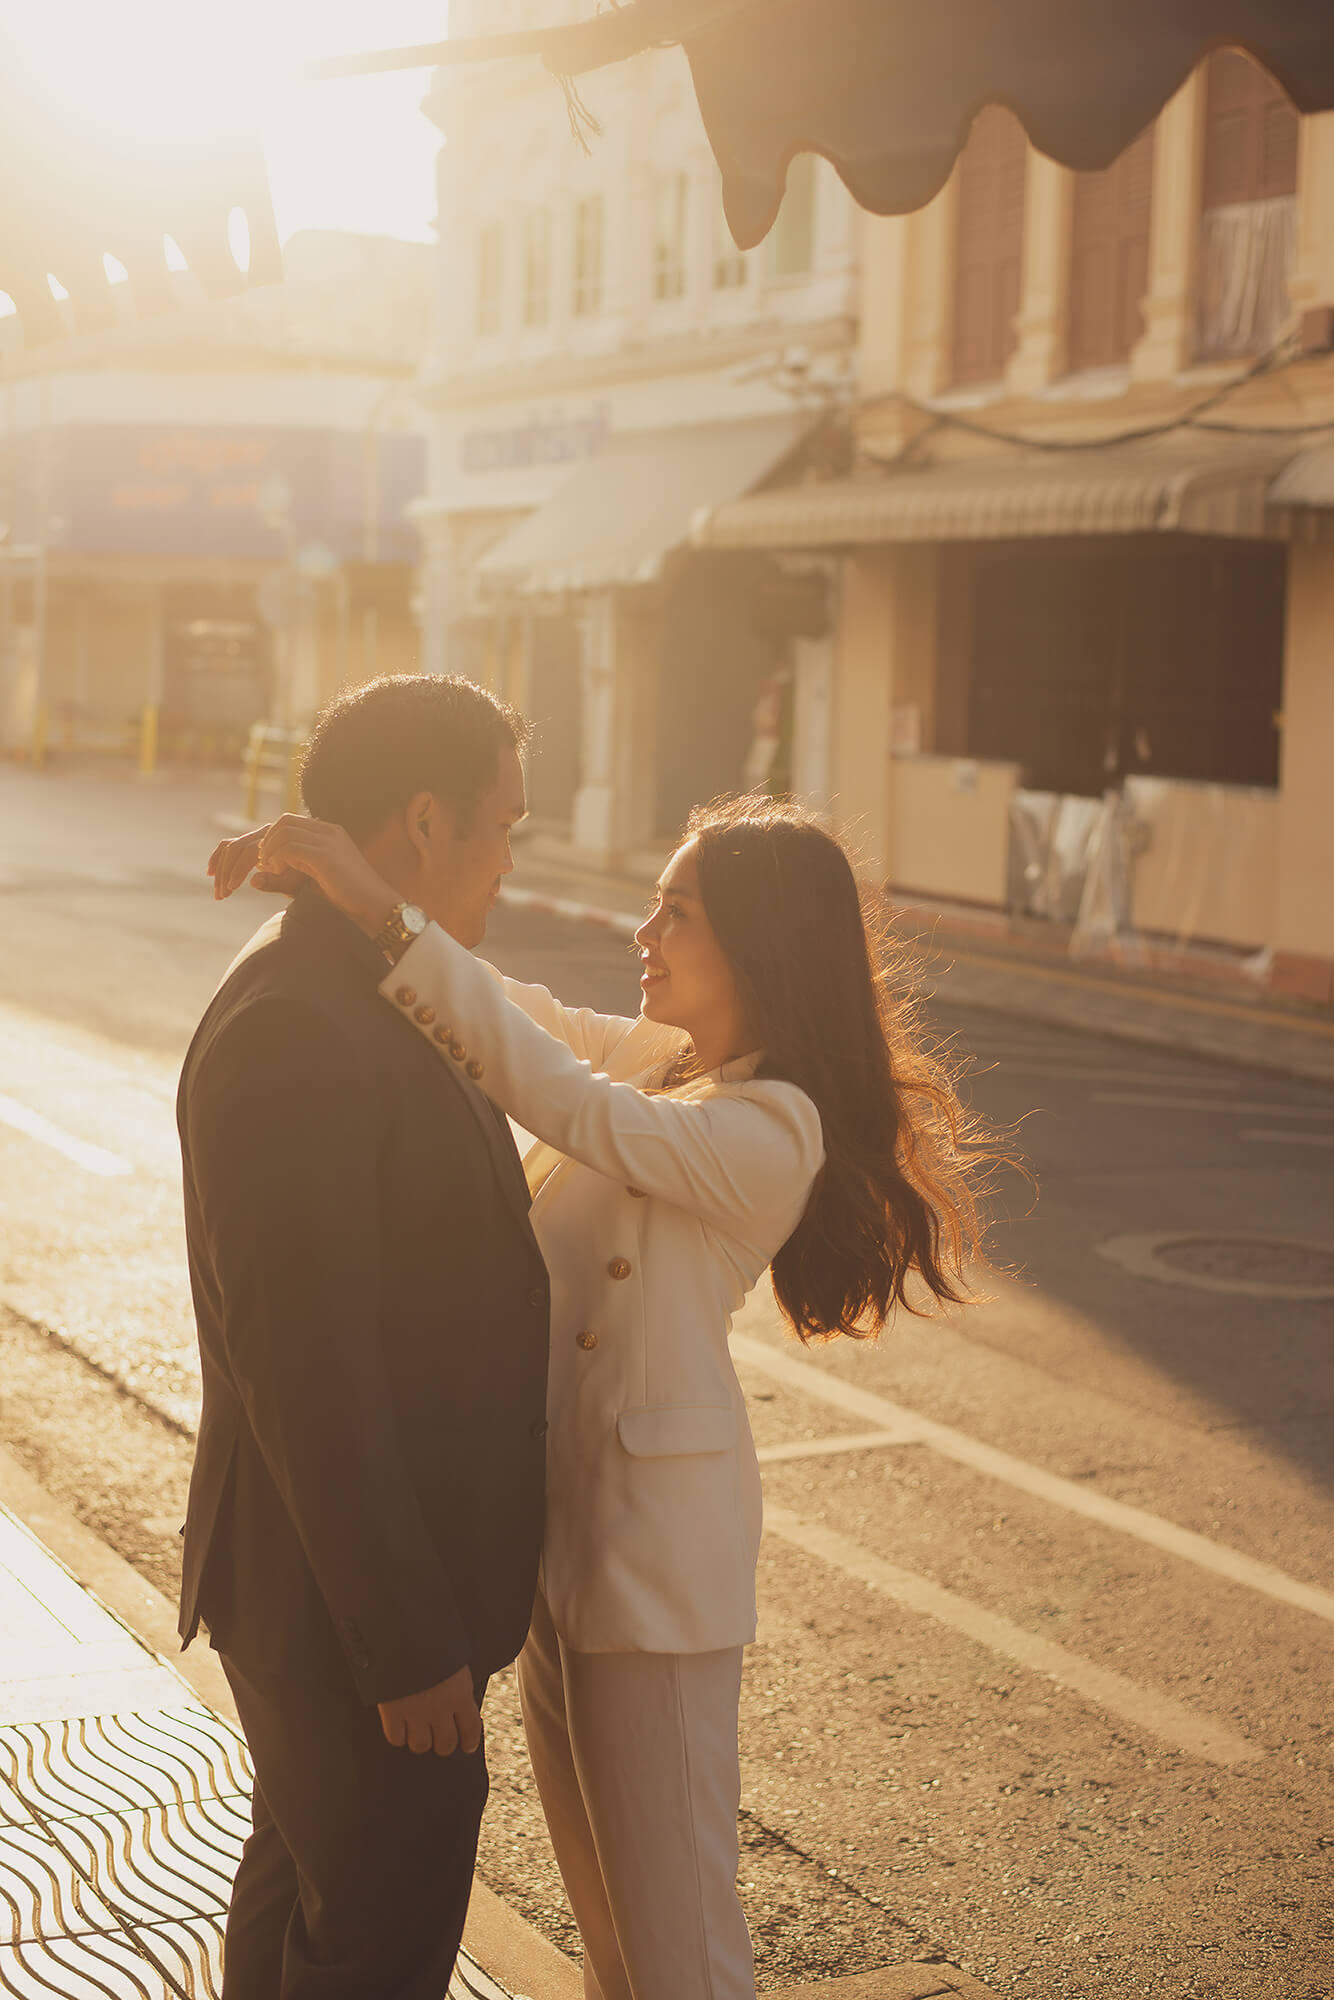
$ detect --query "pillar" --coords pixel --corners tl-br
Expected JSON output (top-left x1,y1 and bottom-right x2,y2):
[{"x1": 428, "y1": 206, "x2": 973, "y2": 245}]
[
  {"x1": 900, "y1": 182, "x2": 959, "y2": 402},
  {"x1": 1130, "y1": 69, "x2": 1206, "y2": 382},
  {"x1": 1288, "y1": 111, "x2": 1334, "y2": 329},
  {"x1": 1005, "y1": 151, "x2": 1075, "y2": 396},
  {"x1": 571, "y1": 591, "x2": 630, "y2": 863},
  {"x1": 1272, "y1": 545, "x2": 1334, "y2": 1005},
  {"x1": 414, "y1": 502, "x2": 454, "y2": 679}
]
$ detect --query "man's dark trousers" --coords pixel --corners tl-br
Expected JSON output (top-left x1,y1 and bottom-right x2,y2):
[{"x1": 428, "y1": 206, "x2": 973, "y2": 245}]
[{"x1": 176, "y1": 892, "x2": 549, "y2": 1998}]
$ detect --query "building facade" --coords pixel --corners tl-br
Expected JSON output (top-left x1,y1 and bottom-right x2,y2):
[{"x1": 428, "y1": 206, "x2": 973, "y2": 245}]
[
  {"x1": 416, "y1": 0, "x2": 860, "y2": 866},
  {"x1": 0, "y1": 233, "x2": 431, "y2": 765},
  {"x1": 696, "y1": 53, "x2": 1334, "y2": 1008}
]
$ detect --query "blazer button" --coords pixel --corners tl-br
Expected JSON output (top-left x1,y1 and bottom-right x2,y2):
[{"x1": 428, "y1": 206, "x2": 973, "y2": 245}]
[
  {"x1": 449, "y1": 1040, "x2": 467, "y2": 1061},
  {"x1": 528, "y1": 1286, "x2": 547, "y2": 1309},
  {"x1": 576, "y1": 1330, "x2": 598, "y2": 1350},
  {"x1": 432, "y1": 1024, "x2": 454, "y2": 1045},
  {"x1": 466, "y1": 1059, "x2": 485, "y2": 1079},
  {"x1": 395, "y1": 986, "x2": 417, "y2": 1008},
  {"x1": 414, "y1": 1004, "x2": 436, "y2": 1025},
  {"x1": 626, "y1": 1186, "x2": 647, "y2": 1200},
  {"x1": 530, "y1": 1419, "x2": 549, "y2": 1439},
  {"x1": 607, "y1": 1257, "x2": 632, "y2": 1281}
]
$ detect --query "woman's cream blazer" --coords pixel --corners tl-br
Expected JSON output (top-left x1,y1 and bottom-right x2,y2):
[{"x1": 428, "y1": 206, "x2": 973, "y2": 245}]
[{"x1": 379, "y1": 923, "x2": 825, "y2": 1656}]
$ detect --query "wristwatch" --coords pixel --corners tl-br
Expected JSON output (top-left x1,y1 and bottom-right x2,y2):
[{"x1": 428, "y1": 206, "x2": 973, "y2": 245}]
[{"x1": 373, "y1": 901, "x2": 428, "y2": 965}]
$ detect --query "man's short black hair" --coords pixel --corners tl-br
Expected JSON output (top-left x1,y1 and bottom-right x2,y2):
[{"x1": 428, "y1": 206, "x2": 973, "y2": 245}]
[{"x1": 300, "y1": 674, "x2": 529, "y2": 841}]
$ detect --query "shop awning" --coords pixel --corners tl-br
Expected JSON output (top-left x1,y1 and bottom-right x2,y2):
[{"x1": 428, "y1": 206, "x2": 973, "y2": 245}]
[
  {"x1": 310, "y1": 1, "x2": 1334, "y2": 251},
  {"x1": 475, "y1": 414, "x2": 808, "y2": 597},
  {"x1": 694, "y1": 437, "x2": 1309, "y2": 550},
  {"x1": 1269, "y1": 443, "x2": 1334, "y2": 508}
]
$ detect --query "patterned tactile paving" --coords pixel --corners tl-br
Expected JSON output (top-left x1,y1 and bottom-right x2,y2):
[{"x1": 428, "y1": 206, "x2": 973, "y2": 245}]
[
  {"x1": 49, "y1": 1795, "x2": 251, "y2": 1926},
  {"x1": 0, "y1": 1820, "x2": 120, "y2": 1942},
  {"x1": 0, "y1": 1706, "x2": 252, "y2": 1821},
  {"x1": 0, "y1": 1703, "x2": 512, "y2": 1996}
]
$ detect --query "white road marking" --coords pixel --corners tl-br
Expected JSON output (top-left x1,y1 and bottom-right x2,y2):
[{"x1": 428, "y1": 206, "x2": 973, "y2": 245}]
[
  {"x1": 1242, "y1": 1128, "x2": 1334, "y2": 1149},
  {"x1": 756, "y1": 1429, "x2": 918, "y2": 1465},
  {"x1": 765, "y1": 1506, "x2": 1260, "y2": 1768},
  {"x1": 0, "y1": 1094, "x2": 133, "y2": 1177},
  {"x1": 732, "y1": 1334, "x2": 1334, "y2": 1627},
  {"x1": 1091, "y1": 1091, "x2": 1334, "y2": 1119}
]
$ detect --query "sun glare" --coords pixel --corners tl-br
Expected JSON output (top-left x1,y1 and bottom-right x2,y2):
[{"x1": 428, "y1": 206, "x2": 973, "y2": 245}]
[{"x1": 10, "y1": 1, "x2": 450, "y2": 247}]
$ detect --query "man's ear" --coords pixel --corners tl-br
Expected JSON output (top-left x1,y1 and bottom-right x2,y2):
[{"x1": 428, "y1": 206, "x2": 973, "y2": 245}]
[{"x1": 405, "y1": 791, "x2": 453, "y2": 860}]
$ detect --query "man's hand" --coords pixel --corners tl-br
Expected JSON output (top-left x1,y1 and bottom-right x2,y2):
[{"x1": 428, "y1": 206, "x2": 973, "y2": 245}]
[{"x1": 377, "y1": 1665, "x2": 482, "y2": 1757}]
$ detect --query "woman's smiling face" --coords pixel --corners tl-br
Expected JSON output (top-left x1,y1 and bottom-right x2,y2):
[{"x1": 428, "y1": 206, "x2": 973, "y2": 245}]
[{"x1": 634, "y1": 840, "x2": 750, "y2": 1070}]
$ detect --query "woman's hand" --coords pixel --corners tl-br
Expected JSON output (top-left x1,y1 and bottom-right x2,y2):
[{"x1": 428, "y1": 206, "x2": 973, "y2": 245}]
[{"x1": 207, "y1": 815, "x2": 401, "y2": 940}]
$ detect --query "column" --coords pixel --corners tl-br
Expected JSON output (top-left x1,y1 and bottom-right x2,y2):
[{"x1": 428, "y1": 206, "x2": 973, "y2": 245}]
[
  {"x1": 1288, "y1": 111, "x2": 1334, "y2": 328},
  {"x1": 828, "y1": 551, "x2": 895, "y2": 876},
  {"x1": 1129, "y1": 69, "x2": 1207, "y2": 382},
  {"x1": 571, "y1": 590, "x2": 629, "y2": 863},
  {"x1": 414, "y1": 503, "x2": 454, "y2": 679},
  {"x1": 1005, "y1": 151, "x2": 1075, "y2": 396},
  {"x1": 1272, "y1": 545, "x2": 1334, "y2": 1005},
  {"x1": 900, "y1": 181, "x2": 958, "y2": 402}
]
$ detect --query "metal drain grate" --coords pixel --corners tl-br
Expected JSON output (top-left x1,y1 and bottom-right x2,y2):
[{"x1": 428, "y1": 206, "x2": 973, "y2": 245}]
[{"x1": 0, "y1": 1705, "x2": 513, "y2": 1998}]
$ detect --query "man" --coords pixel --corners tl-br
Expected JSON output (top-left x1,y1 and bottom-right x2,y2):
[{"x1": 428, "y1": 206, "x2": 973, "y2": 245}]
[{"x1": 177, "y1": 675, "x2": 548, "y2": 1999}]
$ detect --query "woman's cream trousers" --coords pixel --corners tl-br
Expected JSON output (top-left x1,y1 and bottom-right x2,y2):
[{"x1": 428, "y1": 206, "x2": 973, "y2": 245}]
[{"x1": 517, "y1": 1588, "x2": 757, "y2": 2000}]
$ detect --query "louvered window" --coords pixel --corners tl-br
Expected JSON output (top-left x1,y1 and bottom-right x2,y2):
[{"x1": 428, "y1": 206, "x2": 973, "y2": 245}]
[
  {"x1": 1067, "y1": 124, "x2": 1154, "y2": 371},
  {"x1": 1197, "y1": 51, "x2": 1299, "y2": 361},
  {"x1": 950, "y1": 107, "x2": 1027, "y2": 387}
]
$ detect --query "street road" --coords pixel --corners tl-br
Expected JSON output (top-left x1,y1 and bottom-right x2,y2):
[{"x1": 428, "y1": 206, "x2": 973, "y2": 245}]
[{"x1": 0, "y1": 765, "x2": 1331, "y2": 1999}]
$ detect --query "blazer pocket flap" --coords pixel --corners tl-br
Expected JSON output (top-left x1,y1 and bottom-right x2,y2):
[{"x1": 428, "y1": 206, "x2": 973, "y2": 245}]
[{"x1": 617, "y1": 1404, "x2": 736, "y2": 1458}]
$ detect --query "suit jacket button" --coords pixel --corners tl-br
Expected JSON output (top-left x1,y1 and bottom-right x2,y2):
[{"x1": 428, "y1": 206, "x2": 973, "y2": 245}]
[
  {"x1": 449, "y1": 1040, "x2": 467, "y2": 1060},
  {"x1": 466, "y1": 1059, "x2": 484, "y2": 1079},
  {"x1": 433, "y1": 1024, "x2": 454, "y2": 1044},
  {"x1": 626, "y1": 1186, "x2": 647, "y2": 1199},
  {"x1": 414, "y1": 1004, "x2": 436, "y2": 1025},
  {"x1": 528, "y1": 1286, "x2": 547, "y2": 1309},
  {"x1": 530, "y1": 1419, "x2": 549, "y2": 1438},
  {"x1": 576, "y1": 1330, "x2": 598, "y2": 1350},
  {"x1": 395, "y1": 986, "x2": 417, "y2": 1008},
  {"x1": 607, "y1": 1257, "x2": 632, "y2": 1280}
]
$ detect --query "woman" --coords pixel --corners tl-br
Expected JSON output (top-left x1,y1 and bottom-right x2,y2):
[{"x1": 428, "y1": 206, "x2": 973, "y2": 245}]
[{"x1": 211, "y1": 794, "x2": 993, "y2": 2000}]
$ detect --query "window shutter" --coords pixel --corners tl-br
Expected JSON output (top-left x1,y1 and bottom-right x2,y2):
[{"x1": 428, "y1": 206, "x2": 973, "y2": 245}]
[
  {"x1": 1067, "y1": 124, "x2": 1155, "y2": 371},
  {"x1": 950, "y1": 107, "x2": 1027, "y2": 387},
  {"x1": 1202, "y1": 51, "x2": 1298, "y2": 210}
]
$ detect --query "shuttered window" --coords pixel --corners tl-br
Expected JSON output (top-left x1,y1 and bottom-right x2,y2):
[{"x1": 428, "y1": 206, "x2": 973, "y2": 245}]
[
  {"x1": 1202, "y1": 50, "x2": 1299, "y2": 208},
  {"x1": 1067, "y1": 124, "x2": 1154, "y2": 371},
  {"x1": 950, "y1": 107, "x2": 1027, "y2": 387},
  {"x1": 1197, "y1": 50, "x2": 1299, "y2": 360}
]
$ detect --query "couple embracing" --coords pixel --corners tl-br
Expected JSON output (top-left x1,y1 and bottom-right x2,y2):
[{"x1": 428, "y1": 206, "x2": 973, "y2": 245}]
[{"x1": 177, "y1": 673, "x2": 988, "y2": 2000}]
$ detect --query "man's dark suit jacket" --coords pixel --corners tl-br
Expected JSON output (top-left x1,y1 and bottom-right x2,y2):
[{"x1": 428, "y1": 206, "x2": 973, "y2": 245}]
[{"x1": 176, "y1": 889, "x2": 549, "y2": 1706}]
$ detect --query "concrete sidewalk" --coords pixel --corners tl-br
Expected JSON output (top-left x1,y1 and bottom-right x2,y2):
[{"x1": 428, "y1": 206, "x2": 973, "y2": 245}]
[
  {"x1": 0, "y1": 1448, "x2": 1000, "y2": 2000},
  {"x1": 503, "y1": 842, "x2": 1334, "y2": 1085},
  {"x1": 0, "y1": 1477, "x2": 517, "y2": 2000}
]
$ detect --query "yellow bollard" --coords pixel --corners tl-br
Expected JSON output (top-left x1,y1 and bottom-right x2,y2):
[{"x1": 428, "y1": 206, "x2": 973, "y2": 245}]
[
  {"x1": 31, "y1": 707, "x2": 48, "y2": 772},
  {"x1": 139, "y1": 704, "x2": 159, "y2": 778}
]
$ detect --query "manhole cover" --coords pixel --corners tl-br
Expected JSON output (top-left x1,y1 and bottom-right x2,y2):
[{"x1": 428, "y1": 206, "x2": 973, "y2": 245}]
[{"x1": 1096, "y1": 1232, "x2": 1334, "y2": 1300}]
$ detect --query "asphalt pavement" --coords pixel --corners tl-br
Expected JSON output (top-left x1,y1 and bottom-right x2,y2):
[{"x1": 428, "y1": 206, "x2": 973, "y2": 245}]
[{"x1": 0, "y1": 762, "x2": 1331, "y2": 1999}]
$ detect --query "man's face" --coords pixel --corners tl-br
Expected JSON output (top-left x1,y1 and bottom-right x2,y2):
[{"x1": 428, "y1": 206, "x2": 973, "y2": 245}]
[{"x1": 419, "y1": 744, "x2": 527, "y2": 948}]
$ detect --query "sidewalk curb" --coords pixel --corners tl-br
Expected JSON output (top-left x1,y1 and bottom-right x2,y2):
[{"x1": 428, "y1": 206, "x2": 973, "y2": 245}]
[
  {"x1": 0, "y1": 1442, "x2": 1001, "y2": 2000},
  {"x1": 0, "y1": 1440, "x2": 579, "y2": 2000}
]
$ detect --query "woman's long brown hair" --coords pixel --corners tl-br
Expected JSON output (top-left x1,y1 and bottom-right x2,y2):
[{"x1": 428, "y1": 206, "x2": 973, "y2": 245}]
[{"x1": 681, "y1": 794, "x2": 1008, "y2": 1343}]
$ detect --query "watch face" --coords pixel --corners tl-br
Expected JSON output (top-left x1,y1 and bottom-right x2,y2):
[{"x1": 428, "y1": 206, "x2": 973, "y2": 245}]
[{"x1": 401, "y1": 904, "x2": 428, "y2": 936}]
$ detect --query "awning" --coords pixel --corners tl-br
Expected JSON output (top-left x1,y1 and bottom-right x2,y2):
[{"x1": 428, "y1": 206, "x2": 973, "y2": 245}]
[
  {"x1": 310, "y1": 1, "x2": 1334, "y2": 251},
  {"x1": 694, "y1": 437, "x2": 1308, "y2": 550},
  {"x1": 476, "y1": 414, "x2": 807, "y2": 597},
  {"x1": 1269, "y1": 443, "x2": 1334, "y2": 508}
]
